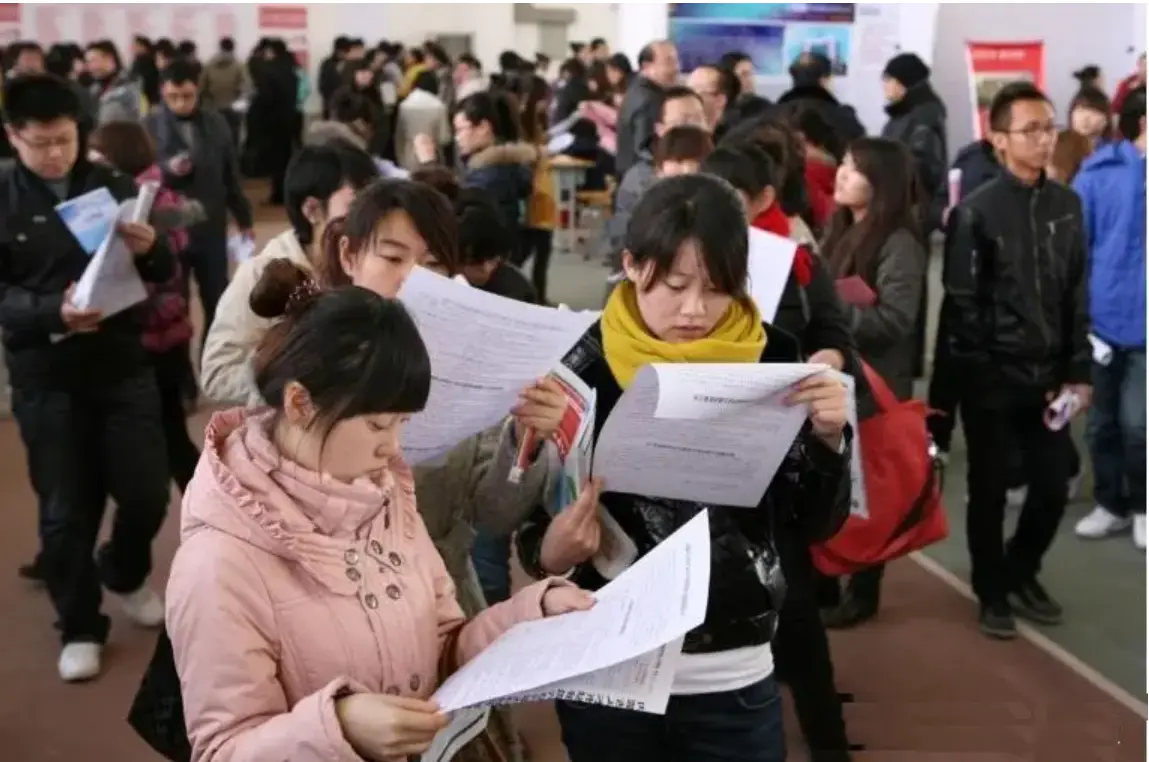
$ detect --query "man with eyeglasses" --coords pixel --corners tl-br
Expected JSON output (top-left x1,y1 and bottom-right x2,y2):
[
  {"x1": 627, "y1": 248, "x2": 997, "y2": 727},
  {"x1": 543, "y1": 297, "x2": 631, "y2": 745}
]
[
  {"x1": 933, "y1": 81, "x2": 1091, "y2": 641},
  {"x1": 0, "y1": 74, "x2": 174, "y2": 682}
]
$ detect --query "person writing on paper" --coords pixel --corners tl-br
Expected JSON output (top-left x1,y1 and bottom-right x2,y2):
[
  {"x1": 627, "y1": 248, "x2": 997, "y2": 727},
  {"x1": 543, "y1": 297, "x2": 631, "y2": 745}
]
[
  {"x1": 933, "y1": 82, "x2": 1091, "y2": 639},
  {"x1": 1, "y1": 74, "x2": 175, "y2": 682},
  {"x1": 516, "y1": 174, "x2": 852, "y2": 762},
  {"x1": 201, "y1": 143, "x2": 380, "y2": 406},
  {"x1": 701, "y1": 142, "x2": 860, "y2": 760},
  {"x1": 165, "y1": 264, "x2": 592, "y2": 762},
  {"x1": 818, "y1": 138, "x2": 926, "y2": 630}
]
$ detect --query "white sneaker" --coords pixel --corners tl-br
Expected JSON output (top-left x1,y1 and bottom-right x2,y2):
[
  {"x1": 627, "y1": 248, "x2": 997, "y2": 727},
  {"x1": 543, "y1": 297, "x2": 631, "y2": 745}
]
[
  {"x1": 111, "y1": 585, "x2": 165, "y2": 628},
  {"x1": 58, "y1": 642, "x2": 102, "y2": 682},
  {"x1": 1134, "y1": 515, "x2": 1146, "y2": 551},
  {"x1": 1074, "y1": 506, "x2": 1133, "y2": 539},
  {"x1": 1005, "y1": 486, "x2": 1028, "y2": 509}
]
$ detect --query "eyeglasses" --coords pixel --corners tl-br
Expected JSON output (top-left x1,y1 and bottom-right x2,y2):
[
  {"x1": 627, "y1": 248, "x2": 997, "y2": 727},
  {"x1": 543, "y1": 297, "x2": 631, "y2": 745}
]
[
  {"x1": 13, "y1": 131, "x2": 76, "y2": 154},
  {"x1": 1005, "y1": 123, "x2": 1058, "y2": 143}
]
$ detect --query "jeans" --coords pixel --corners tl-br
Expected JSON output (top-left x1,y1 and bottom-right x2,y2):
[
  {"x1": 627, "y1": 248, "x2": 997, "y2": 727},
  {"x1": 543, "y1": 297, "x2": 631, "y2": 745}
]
[
  {"x1": 1088, "y1": 349, "x2": 1147, "y2": 516},
  {"x1": 556, "y1": 676, "x2": 785, "y2": 762},
  {"x1": 12, "y1": 373, "x2": 171, "y2": 644},
  {"x1": 961, "y1": 387, "x2": 1073, "y2": 603},
  {"x1": 471, "y1": 530, "x2": 512, "y2": 605}
]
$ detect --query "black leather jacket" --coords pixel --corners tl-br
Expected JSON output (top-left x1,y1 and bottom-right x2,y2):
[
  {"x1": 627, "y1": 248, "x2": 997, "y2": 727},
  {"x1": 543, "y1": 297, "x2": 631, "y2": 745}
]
[
  {"x1": 936, "y1": 171, "x2": 1091, "y2": 393},
  {"x1": 517, "y1": 322, "x2": 852, "y2": 655}
]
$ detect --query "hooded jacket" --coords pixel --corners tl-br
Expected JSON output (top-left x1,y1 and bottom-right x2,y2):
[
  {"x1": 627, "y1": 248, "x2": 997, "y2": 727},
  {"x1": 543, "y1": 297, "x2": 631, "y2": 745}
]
[{"x1": 166, "y1": 409, "x2": 565, "y2": 762}]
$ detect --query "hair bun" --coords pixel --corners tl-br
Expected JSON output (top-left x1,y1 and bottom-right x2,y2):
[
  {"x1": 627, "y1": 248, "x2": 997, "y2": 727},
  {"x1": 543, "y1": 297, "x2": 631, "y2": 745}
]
[{"x1": 250, "y1": 258, "x2": 317, "y2": 319}]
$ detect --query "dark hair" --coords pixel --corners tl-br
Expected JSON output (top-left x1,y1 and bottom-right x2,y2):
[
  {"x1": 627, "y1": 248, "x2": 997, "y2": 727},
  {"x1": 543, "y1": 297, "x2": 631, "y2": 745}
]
[
  {"x1": 334, "y1": 37, "x2": 352, "y2": 54},
  {"x1": 410, "y1": 165, "x2": 461, "y2": 201},
  {"x1": 1069, "y1": 85, "x2": 1114, "y2": 139},
  {"x1": 988, "y1": 81, "x2": 1051, "y2": 133},
  {"x1": 606, "y1": 52, "x2": 633, "y2": 84},
  {"x1": 177, "y1": 40, "x2": 197, "y2": 57},
  {"x1": 329, "y1": 88, "x2": 377, "y2": 129},
  {"x1": 822, "y1": 137, "x2": 922, "y2": 280},
  {"x1": 638, "y1": 41, "x2": 670, "y2": 68},
  {"x1": 285, "y1": 144, "x2": 380, "y2": 245},
  {"x1": 1119, "y1": 86, "x2": 1147, "y2": 141},
  {"x1": 89, "y1": 122, "x2": 156, "y2": 176},
  {"x1": 588, "y1": 61, "x2": 612, "y2": 102},
  {"x1": 786, "y1": 103, "x2": 843, "y2": 159},
  {"x1": 720, "y1": 118, "x2": 810, "y2": 222},
  {"x1": 220, "y1": 37, "x2": 235, "y2": 54},
  {"x1": 86, "y1": 39, "x2": 123, "y2": 72},
  {"x1": 423, "y1": 42, "x2": 450, "y2": 67},
  {"x1": 454, "y1": 91, "x2": 520, "y2": 142},
  {"x1": 2, "y1": 40, "x2": 42, "y2": 71},
  {"x1": 455, "y1": 189, "x2": 513, "y2": 266},
  {"x1": 458, "y1": 53, "x2": 482, "y2": 73},
  {"x1": 1073, "y1": 64, "x2": 1101, "y2": 86},
  {"x1": 249, "y1": 259, "x2": 432, "y2": 440},
  {"x1": 155, "y1": 38, "x2": 176, "y2": 57},
  {"x1": 654, "y1": 125, "x2": 714, "y2": 167},
  {"x1": 590, "y1": 38, "x2": 607, "y2": 51},
  {"x1": 499, "y1": 50, "x2": 524, "y2": 73},
  {"x1": 702, "y1": 144, "x2": 776, "y2": 201},
  {"x1": 659, "y1": 85, "x2": 703, "y2": 123},
  {"x1": 625, "y1": 174, "x2": 749, "y2": 299},
  {"x1": 319, "y1": 179, "x2": 460, "y2": 287},
  {"x1": 161, "y1": 58, "x2": 199, "y2": 86},
  {"x1": 412, "y1": 69, "x2": 440, "y2": 96},
  {"x1": 1049, "y1": 129, "x2": 1094, "y2": 183},
  {"x1": 2, "y1": 74, "x2": 82, "y2": 128},
  {"x1": 133, "y1": 36, "x2": 152, "y2": 52},
  {"x1": 520, "y1": 75, "x2": 551, "y2": 144}
]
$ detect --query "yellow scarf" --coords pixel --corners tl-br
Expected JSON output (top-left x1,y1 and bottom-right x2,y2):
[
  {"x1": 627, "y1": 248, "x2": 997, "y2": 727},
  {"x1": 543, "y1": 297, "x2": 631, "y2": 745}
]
[{"x1": 601, "y1": 282, "x2": 767, "y2": 389}]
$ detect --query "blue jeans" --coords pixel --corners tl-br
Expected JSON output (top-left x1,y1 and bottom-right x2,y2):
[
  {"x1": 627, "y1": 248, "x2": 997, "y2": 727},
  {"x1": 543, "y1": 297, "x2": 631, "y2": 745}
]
[
  {"x1": 471, "y1": 530, "x2": 512, "y2": 605},
  {"x1": 556, "y1": 676, "x2": 786, "y2": 762},
  {"x1": 1088, "y1": 349, "x2": 1147, "y2": 516}
]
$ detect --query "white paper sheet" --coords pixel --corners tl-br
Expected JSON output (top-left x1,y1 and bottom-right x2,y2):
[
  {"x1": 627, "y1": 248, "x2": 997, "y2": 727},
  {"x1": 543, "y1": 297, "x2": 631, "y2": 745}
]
[
  {"x1": 432, "y1": 511, "x2": 711, "y2": 713},
  {"x1": 592, "y1": 363, "x2": 826, "y2": 508},
  {"x1": 420, "y1": 706, "x2": 491, "y2": 762},
  {"x1": 227, "y1": 233, "x2": 256, "y2": 264},
  {"x1": 746, "y1": 228, "x2": 798, "y2": 322},
  {"x1": 70, "y1": 188, "x2": 158, "y2": 317},
  {"x1": 397, "y1": 267, "x2": 597, "y2": 463}
]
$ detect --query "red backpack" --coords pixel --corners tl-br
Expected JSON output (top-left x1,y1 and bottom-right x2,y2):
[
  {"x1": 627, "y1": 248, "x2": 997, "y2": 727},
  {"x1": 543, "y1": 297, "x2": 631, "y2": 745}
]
[{"x1": 811, "y1": 362, "x2": 949, "y2": 575}]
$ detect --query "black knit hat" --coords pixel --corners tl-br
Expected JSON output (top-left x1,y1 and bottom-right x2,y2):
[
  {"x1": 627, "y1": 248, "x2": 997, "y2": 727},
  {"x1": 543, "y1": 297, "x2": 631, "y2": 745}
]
[{"x1": 883, "y1": 52, "x2": 930, "y2": 88}]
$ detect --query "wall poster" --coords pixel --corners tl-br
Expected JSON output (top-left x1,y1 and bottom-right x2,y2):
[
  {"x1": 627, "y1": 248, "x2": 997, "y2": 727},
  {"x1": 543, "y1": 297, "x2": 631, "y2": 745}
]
[{"x1": 965, "y1": 41, "x2": 1046, "y2": 139}]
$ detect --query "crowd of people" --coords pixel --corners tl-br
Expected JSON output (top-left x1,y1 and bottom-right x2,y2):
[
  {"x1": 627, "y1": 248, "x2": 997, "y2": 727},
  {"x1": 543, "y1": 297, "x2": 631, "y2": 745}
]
[{"x1": 0, "y1": 27, "x2": 1144, "y2": 762}]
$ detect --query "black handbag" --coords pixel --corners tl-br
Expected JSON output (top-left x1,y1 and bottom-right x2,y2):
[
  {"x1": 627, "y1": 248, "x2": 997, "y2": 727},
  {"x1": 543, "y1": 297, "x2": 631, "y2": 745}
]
[{"x1": 127, "y1": 629, "x2": 192, "y2": 762}]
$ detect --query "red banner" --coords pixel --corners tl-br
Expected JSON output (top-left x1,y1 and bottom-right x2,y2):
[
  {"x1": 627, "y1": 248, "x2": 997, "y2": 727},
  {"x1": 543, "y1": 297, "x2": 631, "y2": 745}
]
[
  {"x1": 0, "y1": 3, "x2": 20, "y2": 44},
  {"x1": 965, "y1": 41, "x2": 1046, "y2": 139},
  {"x1": 258, "y1": 5, "x2": 309, "y2": 70}
]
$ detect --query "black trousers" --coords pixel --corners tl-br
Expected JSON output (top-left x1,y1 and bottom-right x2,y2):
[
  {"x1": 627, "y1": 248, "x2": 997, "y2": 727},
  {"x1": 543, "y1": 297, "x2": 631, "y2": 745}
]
[
  {"x1": 772, "y1": 532, "x2": 851, "y2": 759},
  {"x1": 12, "y1": 372, "x2": 171, "y2": 644},
  {"x1": 183, "y1": 232, "x2": 230, "y2": 346},
  {"x1": 519, "y1": 227, "x2": 554, "y2": 303},
  {"x1": 221, "y1": 108, "x2": 242, "y2": 151},
  {"x1": 961, "y1": 387, "x2": 1073, "y2": 603},
  {"x1": 150, "y1": 346, "x2": 200, "y2": 493}
]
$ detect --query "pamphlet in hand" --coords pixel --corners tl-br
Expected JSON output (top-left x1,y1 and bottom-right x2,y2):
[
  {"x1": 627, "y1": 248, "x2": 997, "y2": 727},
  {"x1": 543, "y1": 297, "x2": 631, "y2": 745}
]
[
  {"x1": 432, "y1": 510, "x2": 711, "y2": 716},
  {"x1": 835, "y1": 276, "x2": 877, "y2": 308},
  {"x1": 419, "y1": 706, "x2": 491, "y2": 762},
  {"x1": 68, "y1": 182, "x2": 159, "y2": 317},
  {"x1": 56, "y1": 187, "x2": 120, "y2": 256}
]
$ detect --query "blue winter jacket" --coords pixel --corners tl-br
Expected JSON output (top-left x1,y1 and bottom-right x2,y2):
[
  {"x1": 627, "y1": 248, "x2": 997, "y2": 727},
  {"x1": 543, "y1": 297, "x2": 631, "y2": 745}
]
[{"x1": 1073, "y1": 140, "x2": 1147, "y2": 349}]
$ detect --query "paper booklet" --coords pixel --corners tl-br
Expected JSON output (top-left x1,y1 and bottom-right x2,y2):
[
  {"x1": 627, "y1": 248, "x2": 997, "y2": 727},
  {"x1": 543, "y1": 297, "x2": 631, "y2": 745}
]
[
  {"x1": 746, "y1": 227, "x2": 798, "y2": 322},
  {"x1": 432, "y1": 511, "x2": 711, "y2": 717},
  {"x1": 65, "y1": 182, "x2": 159, "y2": 318}
]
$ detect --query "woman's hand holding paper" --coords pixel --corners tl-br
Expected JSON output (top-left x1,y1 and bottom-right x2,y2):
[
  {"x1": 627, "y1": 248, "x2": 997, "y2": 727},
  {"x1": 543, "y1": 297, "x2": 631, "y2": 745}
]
[
  {"x1": 539, "y1": 478, "x2": 603, "y2": 575},
  {"x1": 541, "y1": 585, "x2": 596, "y2": 617},
  {"x1": 512, "y1": 375, "x2": 568, "y2": 442},
  {"x1": 786, "y1": 373, "x2": 849, "y2": 452}
]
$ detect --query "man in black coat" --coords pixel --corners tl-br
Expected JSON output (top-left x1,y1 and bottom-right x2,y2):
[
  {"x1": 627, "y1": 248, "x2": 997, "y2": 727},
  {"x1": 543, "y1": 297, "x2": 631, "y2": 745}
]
[{"x1": 1, "y1": 74, "x2": 174, "y2": 682}]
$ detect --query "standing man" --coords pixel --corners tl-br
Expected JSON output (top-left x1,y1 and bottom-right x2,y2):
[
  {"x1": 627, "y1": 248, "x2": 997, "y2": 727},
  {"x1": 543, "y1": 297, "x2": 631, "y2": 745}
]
[
  {"x1": 1, "y1": 74, "x2": 173, "y2": 681},
  {"x1": 686, "y1": 64, "x2": 727, "y2": 131},
  {"x1": 934, "y1": 82, "x2": 1091, "y2": 639},
  {"x1": 146, "y1": 59, "x2": 252, "y2": 346},
  {"x1": 199, "y1": 37, "x2": 250, "y2": 149},
  {"x1": 616, "y1": 39, "x2": 679, "y2": 178},
  {"x1": 1072, "y1": 88, "x2": 1147, "y2": 550}
]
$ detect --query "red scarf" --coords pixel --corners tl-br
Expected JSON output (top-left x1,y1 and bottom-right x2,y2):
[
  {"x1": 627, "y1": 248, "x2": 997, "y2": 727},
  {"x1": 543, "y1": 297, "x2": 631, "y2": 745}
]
[{"x1": 751, "y1": 204, "x2": 814, "y2": 286}]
